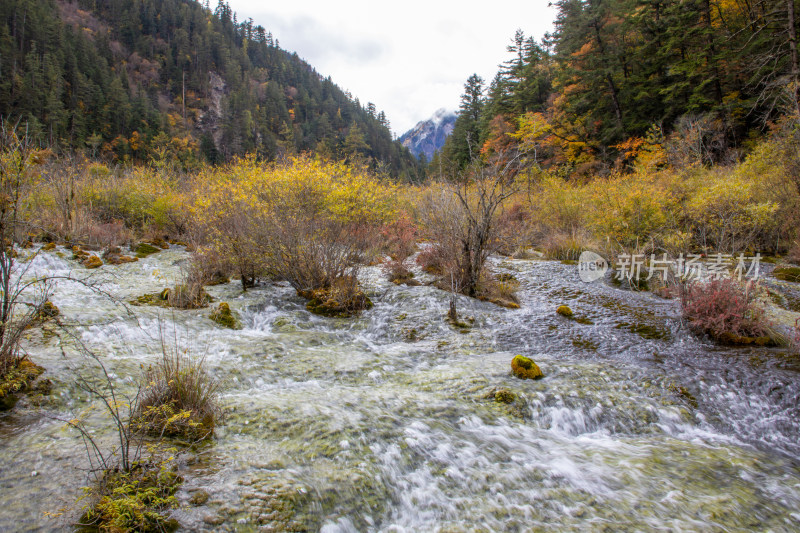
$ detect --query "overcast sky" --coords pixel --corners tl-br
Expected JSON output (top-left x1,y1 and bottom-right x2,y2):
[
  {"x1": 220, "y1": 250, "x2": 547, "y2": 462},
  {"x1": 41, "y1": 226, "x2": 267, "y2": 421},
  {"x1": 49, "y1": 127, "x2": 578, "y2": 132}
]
[{"x1": 227, "y1": 1, "x2": 557, "y2": 136}]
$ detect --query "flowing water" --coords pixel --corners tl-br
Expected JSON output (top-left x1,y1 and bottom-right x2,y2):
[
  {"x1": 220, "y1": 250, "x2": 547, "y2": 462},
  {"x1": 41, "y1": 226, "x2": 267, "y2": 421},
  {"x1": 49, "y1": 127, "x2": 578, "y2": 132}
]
[{"x1": 2, "y1": 246, "x2": 800, "y2": 532}]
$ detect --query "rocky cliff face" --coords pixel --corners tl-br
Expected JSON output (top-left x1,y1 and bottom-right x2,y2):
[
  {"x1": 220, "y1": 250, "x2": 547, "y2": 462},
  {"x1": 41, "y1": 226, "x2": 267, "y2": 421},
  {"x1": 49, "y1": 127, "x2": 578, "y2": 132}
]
[{"x1": 399, "y1": 108, "x2": 456, "y2": 160}]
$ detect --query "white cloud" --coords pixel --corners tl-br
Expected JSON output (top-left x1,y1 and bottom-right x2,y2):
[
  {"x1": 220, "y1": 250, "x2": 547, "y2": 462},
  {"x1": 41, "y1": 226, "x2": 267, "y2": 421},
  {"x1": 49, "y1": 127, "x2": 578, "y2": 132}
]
[{"x1": 228, "y1": 1, "x2": 556, "y2": 135}]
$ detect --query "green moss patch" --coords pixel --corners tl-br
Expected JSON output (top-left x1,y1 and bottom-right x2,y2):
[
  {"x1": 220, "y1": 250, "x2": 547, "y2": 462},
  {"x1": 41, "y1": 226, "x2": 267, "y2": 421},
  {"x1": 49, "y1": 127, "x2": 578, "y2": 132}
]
[
  {"x1": 0, "y1": 359, "x2": 47, "y2": 411},
  {"x1": 133, "y1": 242, "x2": 162, "y2": 258},
  {"x1": 210, "y1": 302, "x2": 241, "y2": 329},
  {"x1": 773, "y1": 266, "x2": 800, "y2": 282},
  {"x1": 80, "y1": 460, "x2": 181, "y2": 532}
]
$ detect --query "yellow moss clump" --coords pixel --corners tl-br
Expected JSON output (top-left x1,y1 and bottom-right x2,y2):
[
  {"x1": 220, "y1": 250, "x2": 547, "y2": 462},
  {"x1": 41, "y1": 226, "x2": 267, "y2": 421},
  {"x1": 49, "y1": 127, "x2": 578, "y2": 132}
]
[
  {"x1": 83, "y1": 255, "x2": 103, "y2": 269},
  {"x1": 556, "y1": 305, "x2": 573, "y2": 318},
  {"x1": 72, "y1": 245, "x2": 89, "y2": 260},
  {"x1": 36, "y1": 300, "x2": 60, "y2": 320},
  {"x1": 511, "y1": 355, "x2": 543, "y2": 380},
  {"x1": 42, "y1": 242, "x2": 56, "y2": 251}
]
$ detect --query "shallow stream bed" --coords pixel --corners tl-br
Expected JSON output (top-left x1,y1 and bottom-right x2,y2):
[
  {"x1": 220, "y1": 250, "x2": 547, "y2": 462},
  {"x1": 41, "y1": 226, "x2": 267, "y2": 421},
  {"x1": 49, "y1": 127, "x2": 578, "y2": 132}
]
[{"x1": 2, "y1": 247, "x2": 800, "y2": 531}]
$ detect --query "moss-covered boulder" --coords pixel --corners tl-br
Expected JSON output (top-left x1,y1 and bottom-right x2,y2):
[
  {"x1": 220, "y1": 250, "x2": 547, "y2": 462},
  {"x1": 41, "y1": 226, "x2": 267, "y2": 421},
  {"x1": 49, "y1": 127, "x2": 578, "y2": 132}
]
[
  {"x1": 72, "y1": 245, "x2": 89, "y2": 260},
  {"x1": 0, "y1": 359, "x2": 47, "y2": 410},
  {"x1": 511, "y1": 355, "x2": 543, "y2": 380},
  {"x1": 388, "y1": 267, "x2": 421, "y2": 286},
  {"x1": 210, "y1": 302, "x2": 241, "y2": 329},
  {"x1": 493, "y1": 388, "x2": 516, "y2": 404},
  {"x1": 84, "y1": 459, "x2": 181, "y2": 532},
  {"x1": 556, "y1": 305, "x2": 573, "y2": 318},
  {"x1": 36, "y1": 300, "x2": 60, "y2": 320},
  {"x1": 715, "y1": 331, "x2": 774, "y2": 346},
  {"x1": 103, "y1": 246, "x2": 138, "y2": 265},
  {"x1": 132, "y1": 286, "x2": 210, "y2": 309},
  {"x1": 133, "y1": 242, "x2": 161, "y2": 258},
  {"x1": 83, "y1": 255, "x2": 103, "y2": 269},
  {"x1": 299, "y1": 286, "x2": 373, "y2": 318},
  {"x1": 773, "y1": 266, "x2": 800, "y2": 282},
  {"x1": 205, "y1": 271, "x2": 230, "y2": 286}
]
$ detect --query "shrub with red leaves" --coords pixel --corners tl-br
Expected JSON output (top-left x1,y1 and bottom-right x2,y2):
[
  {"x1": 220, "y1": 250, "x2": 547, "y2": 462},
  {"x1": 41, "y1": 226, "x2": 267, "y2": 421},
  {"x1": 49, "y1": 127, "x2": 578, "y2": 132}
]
[
  {"x1": 380, "y1": 214, "x2": 418, "y2": 261},
  {"x1": 680, "y1": 279, "x2": 770, "y2": 344}
]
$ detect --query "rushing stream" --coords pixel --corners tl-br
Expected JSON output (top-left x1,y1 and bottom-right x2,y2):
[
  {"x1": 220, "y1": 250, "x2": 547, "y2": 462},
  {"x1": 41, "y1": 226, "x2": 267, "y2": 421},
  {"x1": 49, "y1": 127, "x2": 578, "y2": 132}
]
[{"x1": 1, "y1": 245, "x2": 800, "y2": 531}]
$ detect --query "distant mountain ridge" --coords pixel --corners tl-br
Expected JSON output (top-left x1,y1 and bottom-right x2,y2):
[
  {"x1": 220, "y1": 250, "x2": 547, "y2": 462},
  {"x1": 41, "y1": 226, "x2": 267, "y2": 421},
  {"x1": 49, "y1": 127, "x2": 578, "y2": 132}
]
[
  {"x1": 399, "y1": 108, "x2": 456, "y2": 160},
  {"x1": 0, "y1": 0, "x2": 419, "y2": 178}
]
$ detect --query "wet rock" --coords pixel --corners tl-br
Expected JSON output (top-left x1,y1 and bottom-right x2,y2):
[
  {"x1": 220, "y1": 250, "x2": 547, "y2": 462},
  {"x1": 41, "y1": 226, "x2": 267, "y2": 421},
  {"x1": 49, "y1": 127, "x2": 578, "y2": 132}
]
[
  {"x1": 189, "y1": 490, "x2": 210, "y2": 506},
  {"x1": 203, "y1": 514, "x2": 225, "y2": 526},
  {"x1": 511, "y1": 355, "x2": 543, "y2": 380},
  {"x1": 493, "y1": 388, "x2": 516, "y2": 404}
]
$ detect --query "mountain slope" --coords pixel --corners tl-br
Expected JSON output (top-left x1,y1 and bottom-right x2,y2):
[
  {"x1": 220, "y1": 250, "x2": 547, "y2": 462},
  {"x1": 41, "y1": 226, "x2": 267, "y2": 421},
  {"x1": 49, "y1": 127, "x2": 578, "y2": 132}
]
[
  {"x1": 0, "y1": 0, "x2": 419, "y2": 177},
  {"x1": 399, "y1": 108, "x2": 456, "y2": 160}
]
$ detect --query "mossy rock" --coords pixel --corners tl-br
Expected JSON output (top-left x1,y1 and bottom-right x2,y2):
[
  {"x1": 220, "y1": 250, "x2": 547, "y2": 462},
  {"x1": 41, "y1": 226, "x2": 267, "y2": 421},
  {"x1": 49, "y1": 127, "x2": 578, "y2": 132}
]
[
  {"x1": 103, "y1": 246, "x2": 138, "y2": 265},
  {"x1": 773, "y1": 266, "x2": 800, "y2": 282},
  {"x1": 493, "y1": 388, "x2": 516, "y2": 404},
  {"x1": 0, "y1": 359, "x2": 46, "y2": 411},
  {"x1": 188, "y1": 490, "x2": 210, "y2": 506},
  {"x1": 511, "y1": 355, "x2": 543, "y2": 380},
  {"x1": 36, "y1": 300, "x2": 60, "y2": 320},
  {"x1": 133, "y1": 242, "x2": 161, "y2": 257},
  {"x1": 299, "y1": 287, "x2": 373, "y2": 318},
  {"x1": 556, "y1": 305, "x2": 573, "y2": 318},
  {"x1": 714, "y1": 331, "x2": 774, "y2": 346},
  {"x1": 389, "y1": 269, "x2": 421, "y2": 286},
  {"x1": 83, "y1": 460, "x2": 182, "y2": 532},
  {"x1": 72, "y1": 245, "x2": 89, "y2": 260},
  {"x1": 83, "y1": 255, "x2": 103, "y2": 269},
  {"x1": 447, "y1": 314, "x2": 475, "y2": 332},
  {"x1": 484, "y1": 297, "x2": 520, "y2": 309},
  {"x1": 210, "y1": 302, "x2": 241, "y2": 329},
  {"x1": 149, "y1": 238, "x2": 170, "y2": 249},
  {"x1": 42, "y1": 242, "x2": 56, "y2": 251},
  {"x1": 132, "y1": 286, "x2": 210, "y2": 309},
  {"x1": 668, "y1": 384, "x2": 698, "y2": 409},
  {"x1": 205, "y1": 271, "x2": 230, "y2": 286}
]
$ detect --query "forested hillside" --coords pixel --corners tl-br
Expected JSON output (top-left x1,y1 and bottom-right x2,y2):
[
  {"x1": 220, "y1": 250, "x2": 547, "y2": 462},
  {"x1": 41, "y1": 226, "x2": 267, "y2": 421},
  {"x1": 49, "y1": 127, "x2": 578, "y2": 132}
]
[
  {"x1": 441, "y1": 0, "x2": 800, "y2": 174},
  {"x1": 0, "y1": 0, "x2": 420, "y2": 177}
]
